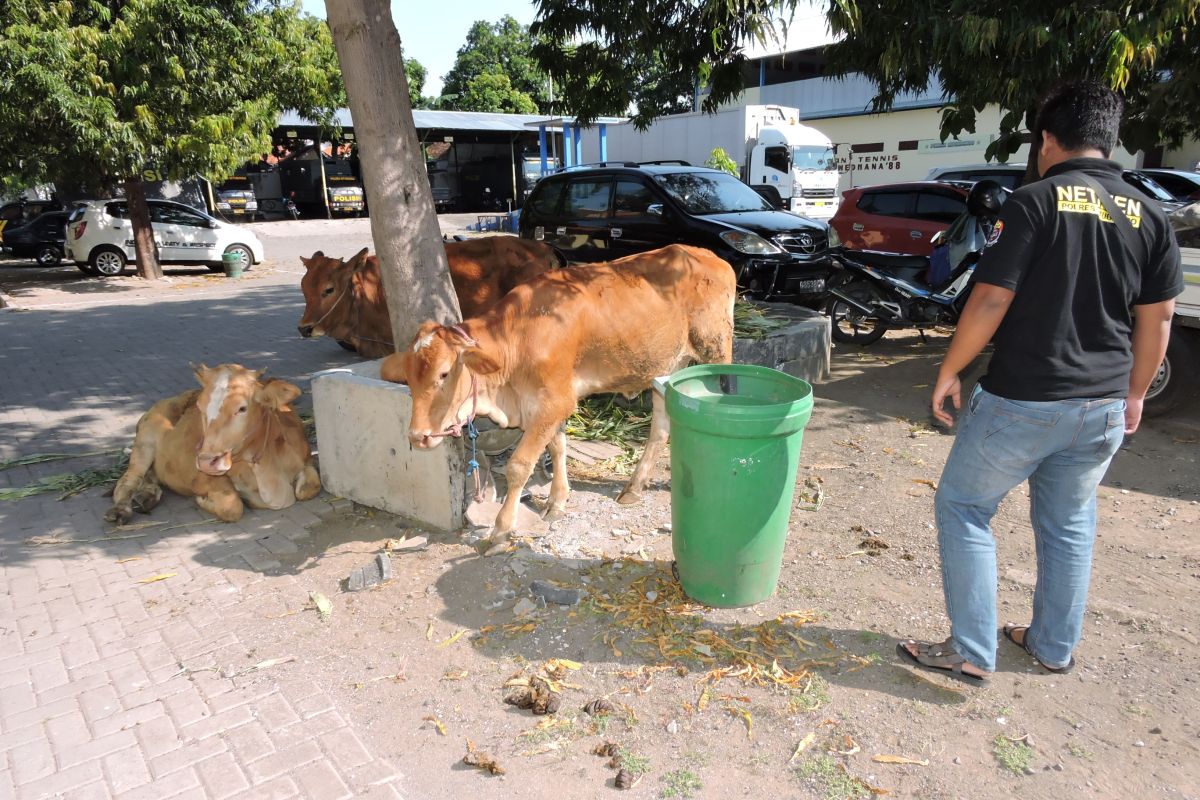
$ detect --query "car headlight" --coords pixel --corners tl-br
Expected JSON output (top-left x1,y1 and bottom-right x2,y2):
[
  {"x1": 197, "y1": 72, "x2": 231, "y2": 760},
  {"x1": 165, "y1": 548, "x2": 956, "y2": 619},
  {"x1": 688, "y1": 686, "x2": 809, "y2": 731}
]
[
  {"x1": 719, "y1": 231, "x2": 784, "y2": 255},
  {"x1": 826, "y1": 224, "x2": 841, "y2": 249}
]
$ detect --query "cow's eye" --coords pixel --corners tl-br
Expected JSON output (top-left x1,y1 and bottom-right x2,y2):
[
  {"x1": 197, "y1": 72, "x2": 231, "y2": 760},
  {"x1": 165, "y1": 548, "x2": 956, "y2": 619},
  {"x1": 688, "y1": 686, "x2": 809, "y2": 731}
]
[
  {"x1": 322, "y1": 286, "x2": 334, "y2": 297},
  {"x1": 439, "y1": 371, "x2": 450, "y2": 381},
  {"x1": 237, "y1": 405, "x2": 248, "y2": 414}
]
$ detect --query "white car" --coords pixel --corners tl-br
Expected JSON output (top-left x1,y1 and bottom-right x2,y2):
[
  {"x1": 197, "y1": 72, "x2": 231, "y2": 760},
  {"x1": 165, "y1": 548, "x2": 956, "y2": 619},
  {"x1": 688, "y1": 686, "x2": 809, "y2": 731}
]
[{"x1": 64, "y1": 199, "x2": 264, "y2": 276}]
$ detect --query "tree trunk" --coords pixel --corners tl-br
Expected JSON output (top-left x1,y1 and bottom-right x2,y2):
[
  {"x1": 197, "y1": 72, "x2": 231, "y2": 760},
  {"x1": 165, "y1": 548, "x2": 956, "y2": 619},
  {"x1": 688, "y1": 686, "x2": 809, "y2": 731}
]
[
  {"x1": 124, "y1": 176, "x2": 163, "y2": 280},
  {"x1": 1023, "y1": 102, "x2": 1042, "y2": 184},
  {"x1": 324, "y1": 0, "x2": 460, "y2": 351}
]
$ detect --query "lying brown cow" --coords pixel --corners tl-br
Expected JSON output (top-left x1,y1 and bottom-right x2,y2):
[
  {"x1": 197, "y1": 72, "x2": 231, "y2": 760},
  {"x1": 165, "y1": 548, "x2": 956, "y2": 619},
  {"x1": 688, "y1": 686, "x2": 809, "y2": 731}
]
[
  {"x1": 381, "y1": 244, "x2": 736, "y2": 548},
  {"x1": 297, "y1": 237, "x2": 562, "y2": 358},
  {"x1": 105, "y1": 365, "x2": 321, "y2": 524}
]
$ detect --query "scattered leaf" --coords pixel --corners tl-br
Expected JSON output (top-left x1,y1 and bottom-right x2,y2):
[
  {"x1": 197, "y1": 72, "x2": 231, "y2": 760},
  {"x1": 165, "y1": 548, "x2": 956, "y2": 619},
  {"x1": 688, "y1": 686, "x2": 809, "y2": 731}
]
[
  {"x1": 912, "y1": 478, "x2": 938, "y2": 489},
  {"x1": 436, "y1": 629, "x2": 468, "y2": 648},
  {"x1": 790, "y1": 732, "x2": 817, "y2": 762},
  {"x1": 546, "y1": 658, "x2": 582, "y2": 671},
  {"x1": 137, "y1": 573, "x2": 176, "y2": 584},
  {"x1": 697, "y1": 685, "x2": 711, "y2": 712},
  {"x1": 872, "y1": 754, "x2": 930, "y2": 766},
  {"x1": 725, "y1": 705, "x2": 753, "y2": 739},
  {"x1": 462, "y1": 739, "x2": 504, "y2": 775},
  {"x1": 425, "y1": 621, "x2": 434, "y2": 640},
  {"x1": 442, "y1": 669, "x2": 469, "y2": 681},
  {"x1": 309, "y1": 591, "x2": 332, "y2": 621},
  {"x1": 116, "y1": 557, "x2": 141, "y2": 564},
  {"x1": 422, "y1": 715, "x2": 447, "y2": 736}
]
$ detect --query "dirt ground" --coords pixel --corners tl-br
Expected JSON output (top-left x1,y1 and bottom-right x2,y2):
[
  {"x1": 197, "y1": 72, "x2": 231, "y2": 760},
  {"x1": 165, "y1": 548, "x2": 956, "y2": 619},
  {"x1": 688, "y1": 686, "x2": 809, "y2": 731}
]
[{"x1": 180, "y1": 329, "x2": 1199, "y2": 800}]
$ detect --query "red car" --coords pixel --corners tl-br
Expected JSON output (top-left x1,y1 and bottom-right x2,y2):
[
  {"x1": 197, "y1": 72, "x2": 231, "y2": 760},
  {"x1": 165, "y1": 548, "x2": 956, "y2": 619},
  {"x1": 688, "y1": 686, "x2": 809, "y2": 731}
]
[{"x1": 829, "y1": 181, "x2": 968, "y2": 256}]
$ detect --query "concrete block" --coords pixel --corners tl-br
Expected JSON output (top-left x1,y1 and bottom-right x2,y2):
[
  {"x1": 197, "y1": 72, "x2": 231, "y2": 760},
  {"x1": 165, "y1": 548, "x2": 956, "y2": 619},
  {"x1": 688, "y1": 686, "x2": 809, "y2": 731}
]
[
  {"x1": 311, "y1": 360, "x2": 468, "y2": 532},
  {"x1": 732, "y1": 303, "x2": 830, "y2": 385}
]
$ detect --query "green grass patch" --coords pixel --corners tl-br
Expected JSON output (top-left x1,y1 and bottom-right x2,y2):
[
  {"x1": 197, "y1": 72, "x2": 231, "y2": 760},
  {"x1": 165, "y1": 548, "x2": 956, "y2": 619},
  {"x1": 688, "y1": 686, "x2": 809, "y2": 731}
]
[
  {"x1": 618, "y1": 747, "x2": 651, "y2": 777},
  {"x1": 0, "y1": 450, "x2": 129, "y2": 501},
  {"x1": 795, "y1": 756, "x2": 869, "y2": 800},
  {"x1": 787, "y1": 675, "x2": 831, "y2": 713},
  {"x1": 661, "y1": 768, "x2": 703, "y2": 799},
  {"x1": 1066, "y1": 742, "x2": 1093, "y2": 760},
  {"x1": 993, "y1": 734, "x2": 1034, "y2": 775}
]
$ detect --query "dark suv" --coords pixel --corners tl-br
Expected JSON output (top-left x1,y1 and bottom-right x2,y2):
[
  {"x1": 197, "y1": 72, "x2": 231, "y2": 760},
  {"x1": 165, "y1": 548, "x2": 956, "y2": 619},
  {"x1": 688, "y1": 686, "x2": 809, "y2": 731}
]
[{"x1": 519, "y1": 163, "x2": 837, "y2": 303}]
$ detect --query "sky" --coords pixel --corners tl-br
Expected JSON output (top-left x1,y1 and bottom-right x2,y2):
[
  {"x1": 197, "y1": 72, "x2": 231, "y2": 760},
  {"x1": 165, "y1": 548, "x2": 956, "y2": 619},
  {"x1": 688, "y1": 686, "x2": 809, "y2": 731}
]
[{"x1": 301, "y1": 0, "x2": 539, "y2": 98}]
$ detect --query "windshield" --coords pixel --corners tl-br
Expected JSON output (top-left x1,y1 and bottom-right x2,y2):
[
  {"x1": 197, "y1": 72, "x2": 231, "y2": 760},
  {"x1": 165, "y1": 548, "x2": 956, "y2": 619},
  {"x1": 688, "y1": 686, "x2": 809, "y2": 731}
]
[
  {"x1": 653, "y1": 172, "x2": 772, "y2": 214},
  {"x1": 792, "y1": 145, "x2": 836, "y2": 171},
  {"x1": 1129, "y1": 173, "x2": 1176, "y2": 202}
]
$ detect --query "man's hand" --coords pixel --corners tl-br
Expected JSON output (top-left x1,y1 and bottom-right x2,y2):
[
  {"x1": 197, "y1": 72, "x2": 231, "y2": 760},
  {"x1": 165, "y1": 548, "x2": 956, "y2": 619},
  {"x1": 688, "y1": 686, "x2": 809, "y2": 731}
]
[
  {"x1": 1124, "y1": 395, "x2": 1143, "y2": 435},
  {"x1": 932, "y1": 371, "x2": 962, "y2": 427}
]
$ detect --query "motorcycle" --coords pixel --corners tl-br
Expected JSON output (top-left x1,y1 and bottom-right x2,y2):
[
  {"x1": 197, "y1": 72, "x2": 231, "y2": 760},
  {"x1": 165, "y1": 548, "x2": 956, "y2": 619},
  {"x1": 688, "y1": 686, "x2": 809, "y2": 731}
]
[{"x1": 824, "y1": 182, "x2": 1006, "y2": 345}]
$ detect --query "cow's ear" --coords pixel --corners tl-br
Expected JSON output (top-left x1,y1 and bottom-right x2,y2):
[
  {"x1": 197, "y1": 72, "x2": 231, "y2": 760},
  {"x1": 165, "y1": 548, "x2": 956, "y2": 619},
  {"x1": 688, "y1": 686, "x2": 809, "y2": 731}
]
[
  {"x1": 300, "y1": 251, "x2": 322, "y2": 270},
  {"x1": 380, "y1": 353, "x2": 408, "y2": 385},
  {"x1": 461, "y1": 347, "x2": 500, "y2": 376},
  {"x1": 347, "y1": 247, "x2": 371, "y2": 272},
  {"x1": 255, "y1": 379, "x2": 302, "y2": 411},
  {"x1": 192, "y1": 363, "x2": 211, "y2": 385}
]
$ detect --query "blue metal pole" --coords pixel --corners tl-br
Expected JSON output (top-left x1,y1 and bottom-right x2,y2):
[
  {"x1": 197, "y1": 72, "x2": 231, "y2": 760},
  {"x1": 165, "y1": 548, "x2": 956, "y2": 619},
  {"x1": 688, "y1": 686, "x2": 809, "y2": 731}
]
[
  {"x1": 599, "y1": 124, "x2": 607, "y2": 162},
  {"x1": 538, "y1": 124, "x2": 548, "y2": 175},
  {"x1": 575, "y1": 126, "x2": 583, "y2": 165},
  {"x1": 563, "y1": 124, "x2": 573, "y2": 167},
  {"x1": 759, "y1": 59, "x2": 765, "y2": 88}
]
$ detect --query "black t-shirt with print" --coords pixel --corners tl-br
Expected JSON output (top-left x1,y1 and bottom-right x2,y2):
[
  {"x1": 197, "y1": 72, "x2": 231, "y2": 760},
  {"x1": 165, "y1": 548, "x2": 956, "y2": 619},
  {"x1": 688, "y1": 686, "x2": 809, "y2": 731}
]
[{"x1": 973, "y1": 157, "x2": 1183, "y2": 401}]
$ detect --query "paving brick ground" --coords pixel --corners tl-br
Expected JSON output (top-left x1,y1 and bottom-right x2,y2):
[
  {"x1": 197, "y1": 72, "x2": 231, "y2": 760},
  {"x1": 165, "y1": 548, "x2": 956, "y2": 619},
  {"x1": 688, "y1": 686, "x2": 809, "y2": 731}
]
[{"x1": 0, "y1": 239, "x2": 411, "y2": 799}]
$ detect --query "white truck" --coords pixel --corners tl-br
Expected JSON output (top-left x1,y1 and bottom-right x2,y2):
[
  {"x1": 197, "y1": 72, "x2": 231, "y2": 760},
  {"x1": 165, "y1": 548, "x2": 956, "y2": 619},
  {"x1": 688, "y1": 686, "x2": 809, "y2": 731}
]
[{"x1": 593, "y1": 104, "x2": 841, "y2": 219}]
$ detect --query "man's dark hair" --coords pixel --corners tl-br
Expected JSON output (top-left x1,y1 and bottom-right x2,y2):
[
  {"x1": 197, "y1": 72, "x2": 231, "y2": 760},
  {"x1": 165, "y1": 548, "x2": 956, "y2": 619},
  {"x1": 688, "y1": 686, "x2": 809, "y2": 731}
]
[{"x1": 1036, "y1": 81, "x2": 1124, "y2": 156}]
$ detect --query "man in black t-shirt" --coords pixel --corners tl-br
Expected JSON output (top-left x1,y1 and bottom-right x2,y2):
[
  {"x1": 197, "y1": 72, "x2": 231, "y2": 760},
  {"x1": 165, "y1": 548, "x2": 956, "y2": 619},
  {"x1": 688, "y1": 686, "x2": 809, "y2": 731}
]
[{"x1": 898, "y1": 82, "x2": 1182, "y2": 685}]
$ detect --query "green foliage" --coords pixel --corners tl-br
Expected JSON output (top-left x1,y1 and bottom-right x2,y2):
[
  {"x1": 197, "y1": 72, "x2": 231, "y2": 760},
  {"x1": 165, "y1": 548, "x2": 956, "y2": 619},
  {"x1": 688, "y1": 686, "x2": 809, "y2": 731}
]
[
  {"x1": 660, "y1": 768, "x2": 703, "y2": 799},
  {"x1": 826, "y1": 1, "x2": 1200, "y2": 158},
  {"x1": 439, "y1": 16, "x2": 547, "y2": 113},
  {"x1": 795, "y1": 755, "x2": 869, "y2": 800},
  {"x1": 704, "y1": 146, "x2": 739, "y2": 175},
  {"x1": 992, "y1": 734, "x2": 1034, "y2": 775},
  {"x1": 457, "y1": 71, "x2": 539, "y2": 114},
  {"x1": 0, "y1": 0, "x2": 344, "y2": 194},
  {"x1": 404, "y1": 58, "x2": 430, "y2": 109}
]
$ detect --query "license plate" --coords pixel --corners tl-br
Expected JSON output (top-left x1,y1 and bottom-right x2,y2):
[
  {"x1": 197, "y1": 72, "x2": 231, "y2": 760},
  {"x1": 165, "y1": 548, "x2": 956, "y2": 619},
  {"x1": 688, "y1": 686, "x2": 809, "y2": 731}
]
[{"x1": 796, "y1": 279, "x2": 826, "y2": 292}]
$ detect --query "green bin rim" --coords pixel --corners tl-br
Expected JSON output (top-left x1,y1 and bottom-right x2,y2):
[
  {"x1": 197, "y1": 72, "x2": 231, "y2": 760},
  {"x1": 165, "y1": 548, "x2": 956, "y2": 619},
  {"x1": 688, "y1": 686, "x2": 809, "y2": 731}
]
[{"x1": 666, "y1": 363, "x2": 813, "y2": 417}]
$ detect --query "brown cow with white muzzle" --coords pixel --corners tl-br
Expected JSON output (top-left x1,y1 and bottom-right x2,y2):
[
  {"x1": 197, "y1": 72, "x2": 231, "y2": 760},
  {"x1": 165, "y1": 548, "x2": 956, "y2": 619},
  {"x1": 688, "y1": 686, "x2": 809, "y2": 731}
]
[
  {"x1": 105, "y1": 364, "x2": 321, "y2": 524},
  {"x1": 297, "y1": 237, "x2": 563, "y2": 358},
  {"x1": 380, "y1": 244, "x2": 736, "y2": 552}
]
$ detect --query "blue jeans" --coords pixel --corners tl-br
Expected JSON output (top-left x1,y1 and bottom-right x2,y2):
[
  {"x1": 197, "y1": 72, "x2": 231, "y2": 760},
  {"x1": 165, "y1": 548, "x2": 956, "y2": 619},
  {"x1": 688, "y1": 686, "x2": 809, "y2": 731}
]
[{"x1": 935, "y1": 386, "x2": 1126, "y2": 672}]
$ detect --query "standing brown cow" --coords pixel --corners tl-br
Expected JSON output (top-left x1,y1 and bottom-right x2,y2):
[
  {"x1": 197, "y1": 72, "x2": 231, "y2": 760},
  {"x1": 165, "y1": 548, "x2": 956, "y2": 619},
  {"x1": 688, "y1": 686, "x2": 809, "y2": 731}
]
[
  {"x1": 105, "y1": 365, "x2": 321, "y2": 524},
  {"x1": 297, "y1": 237, "x2": 562, "y2": 358},
  {"x1": 381, "y1": 244, "x2": 736, "y2": 550}
]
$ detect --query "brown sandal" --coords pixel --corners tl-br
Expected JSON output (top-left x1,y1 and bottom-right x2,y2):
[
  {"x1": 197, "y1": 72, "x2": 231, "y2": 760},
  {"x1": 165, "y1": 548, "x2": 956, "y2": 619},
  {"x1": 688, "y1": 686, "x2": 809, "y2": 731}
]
[
  {"x1": 896, "y1": 637, "x2": 991, "y2": 686},
  {"x1": 1002, "y1": 624, "x2": 1075, "y2": 674}
]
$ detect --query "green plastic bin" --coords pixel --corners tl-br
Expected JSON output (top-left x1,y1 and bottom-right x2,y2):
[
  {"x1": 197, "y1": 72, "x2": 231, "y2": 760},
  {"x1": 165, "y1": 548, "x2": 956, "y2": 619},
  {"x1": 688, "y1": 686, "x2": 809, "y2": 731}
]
[
  {"x1": 221, "y1": 251, "x2": 244, "y2": 278},
  {"x1": 666, "y1": 363, "x2": 814, "y2": 607}
]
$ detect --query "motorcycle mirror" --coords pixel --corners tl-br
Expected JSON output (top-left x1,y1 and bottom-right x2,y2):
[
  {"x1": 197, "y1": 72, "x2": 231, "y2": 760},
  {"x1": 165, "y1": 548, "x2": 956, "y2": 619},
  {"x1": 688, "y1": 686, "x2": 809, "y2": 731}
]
[
  {"x1": 647, "y1": 203, "x2": 664, "y2": 217},
  {"x1": 929, "y1": 230, "x2": 946, "y2": 246}
]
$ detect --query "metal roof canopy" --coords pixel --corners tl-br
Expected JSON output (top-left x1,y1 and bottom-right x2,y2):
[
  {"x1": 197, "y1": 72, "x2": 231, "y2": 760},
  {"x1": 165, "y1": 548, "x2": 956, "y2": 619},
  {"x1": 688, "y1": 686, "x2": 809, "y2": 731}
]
[
  {"x1": 524, "y1": 116, "x2": 630, "y2": 174},
  {"x1": 278, "y1": 109, "x2": 554, "y2": 133}
]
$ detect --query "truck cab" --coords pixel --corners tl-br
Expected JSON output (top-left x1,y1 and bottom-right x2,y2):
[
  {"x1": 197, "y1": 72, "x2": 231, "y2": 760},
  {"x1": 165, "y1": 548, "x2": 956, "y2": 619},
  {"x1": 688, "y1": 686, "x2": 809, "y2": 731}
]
[{"x1": 747, "y1": 124, "x2": 839, "y2": 220}]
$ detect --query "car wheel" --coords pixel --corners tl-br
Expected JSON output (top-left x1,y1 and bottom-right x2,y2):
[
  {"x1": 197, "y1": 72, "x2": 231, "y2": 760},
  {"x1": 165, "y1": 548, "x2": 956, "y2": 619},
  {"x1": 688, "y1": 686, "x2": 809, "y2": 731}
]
[
  {"x1": 35, "y1": 245, "x2": 62, "y2": 266},
  {"x1": 223, "y1": 244, "x2": 253, "y2": 272},
  {"x1": 89, "y1": 246, "x2": 126, "y2": 277},
  {"x1": 1144, "y1": 327, "x2": 1199, "y2": 417},
  {"x1": 825, "y1": 280, "x2": 888, "y2": 345}
]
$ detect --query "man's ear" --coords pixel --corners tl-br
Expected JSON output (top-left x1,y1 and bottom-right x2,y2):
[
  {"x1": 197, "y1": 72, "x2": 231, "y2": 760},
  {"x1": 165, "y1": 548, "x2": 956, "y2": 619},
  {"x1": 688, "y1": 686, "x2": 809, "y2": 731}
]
[
  {"x1": 462, "y1": 347, "x2": 500, "y2": 376},
  {"x1": 255, "y1": 379, "x2": 302, "y2": 411},
  {"x1": 380, "y1": 353, "x2": 409, "y2": 385}
]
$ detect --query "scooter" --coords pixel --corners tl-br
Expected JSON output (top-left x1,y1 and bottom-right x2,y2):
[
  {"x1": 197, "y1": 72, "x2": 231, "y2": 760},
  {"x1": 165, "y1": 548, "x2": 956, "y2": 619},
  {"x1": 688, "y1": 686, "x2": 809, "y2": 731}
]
[{"x1": 824, "y1": 202, "x2": 1001, "y2": 345}]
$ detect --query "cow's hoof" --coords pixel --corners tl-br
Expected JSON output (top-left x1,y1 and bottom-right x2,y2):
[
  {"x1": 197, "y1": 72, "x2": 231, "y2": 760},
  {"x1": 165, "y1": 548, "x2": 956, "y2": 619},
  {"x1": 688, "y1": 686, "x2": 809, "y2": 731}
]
[
  {"x1": 478, "y1": 532, "x2": 513, "y2": 556},
  {"x1": 104, "y1": 506, "x2": 132, "y2": 525},
  {"x1": 132, "y1": 487, "x2": 162, "y2": 514},
  {"x1": 616, "y1": 490, "x2": 642, "y2": 505},
  {"x1": 541, "y1": 503, "x2": 567, "y2": 522}
]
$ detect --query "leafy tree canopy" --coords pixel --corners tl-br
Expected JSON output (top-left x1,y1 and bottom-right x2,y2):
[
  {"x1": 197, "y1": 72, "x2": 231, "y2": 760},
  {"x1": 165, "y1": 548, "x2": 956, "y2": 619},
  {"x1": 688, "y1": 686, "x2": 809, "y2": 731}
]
[
  {"x1": 825, "y1": 1, "x2": 1200, "y2": 162},
  {"x1": 0, "y1": 0, "x2": 344, "y2": 195},
  {"x1": 439, "y1": 15, "x2": 548, "y2": 113},
  {"x1": 532, "y1": 0, "x2": 1199, "y2": 155},
  {"x1": 405, "y1": 57, "x2": 433, "y2": 109}
]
